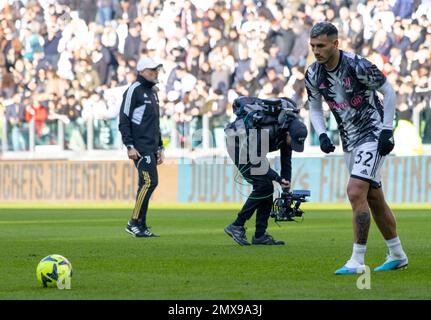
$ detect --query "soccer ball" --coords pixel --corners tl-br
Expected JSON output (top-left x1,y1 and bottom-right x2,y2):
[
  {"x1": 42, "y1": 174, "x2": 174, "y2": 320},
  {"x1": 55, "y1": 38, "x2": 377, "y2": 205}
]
[{"x1": 36, "y1": 254, "x2": 73, "y2": 288}]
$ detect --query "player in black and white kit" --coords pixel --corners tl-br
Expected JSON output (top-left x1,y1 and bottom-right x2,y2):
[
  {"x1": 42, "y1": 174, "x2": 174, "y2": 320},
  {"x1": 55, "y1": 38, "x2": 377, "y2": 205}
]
[{"x1": 305, "y1": 22, "x2": 408, "y2": 274}]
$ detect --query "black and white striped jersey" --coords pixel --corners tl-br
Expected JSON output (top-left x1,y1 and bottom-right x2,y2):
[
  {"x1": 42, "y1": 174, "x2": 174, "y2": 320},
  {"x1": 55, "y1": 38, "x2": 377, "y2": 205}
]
[{"x1": 305, "y1": 50, "x2": 387, "y2": 152}]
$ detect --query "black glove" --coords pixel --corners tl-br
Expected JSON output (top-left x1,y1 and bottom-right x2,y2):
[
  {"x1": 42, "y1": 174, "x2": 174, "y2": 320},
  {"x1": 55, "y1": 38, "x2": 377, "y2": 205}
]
[
  {"x1": 378, "y1": 129, "x2": 395, "y2": 156},
  {"x1": 319, "y1": 133, "x2": 335, "y2": 154}
]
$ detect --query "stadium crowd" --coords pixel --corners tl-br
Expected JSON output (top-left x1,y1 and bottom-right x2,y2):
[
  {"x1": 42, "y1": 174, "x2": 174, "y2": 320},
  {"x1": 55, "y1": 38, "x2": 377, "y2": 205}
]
[{"x1": 0, "y1": 0, "x2": 430, "y2": 152}]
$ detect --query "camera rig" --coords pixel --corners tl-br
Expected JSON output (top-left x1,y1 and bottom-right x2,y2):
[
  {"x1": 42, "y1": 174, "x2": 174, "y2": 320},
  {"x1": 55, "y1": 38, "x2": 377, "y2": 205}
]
[{"x1": 270, "y1": 190, "x2": 311, "y2": 223}]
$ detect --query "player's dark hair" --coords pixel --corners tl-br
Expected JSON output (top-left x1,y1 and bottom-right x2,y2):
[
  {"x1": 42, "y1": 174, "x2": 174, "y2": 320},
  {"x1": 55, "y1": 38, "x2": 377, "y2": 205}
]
[{"x1": 310, "y1": 22, "x2": 338, "y2": 38}]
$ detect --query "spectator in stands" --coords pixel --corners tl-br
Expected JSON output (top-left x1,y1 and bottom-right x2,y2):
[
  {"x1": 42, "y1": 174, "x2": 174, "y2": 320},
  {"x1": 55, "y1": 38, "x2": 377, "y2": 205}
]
[
  {"x1": 24, "y1": 95, "x2": 48, "y2": 145},
  {"x1": 96, "y1": 0, "x2": 115, "y2": 26},
  {"x1": 5, "y1": 93, "x2": 27, "y2": 150},
  {"x1": 0, "y1": 0, "x2": 430, "y2": 152},
  {"x1": 76, "y1": 0, "x2": 98, "y2": 25},
  {"x1": 259, "y1": 67, "x2": 285, "y2": 95},
  {"x1": 123, "y1": 22, "x2": 142, "y2": 61},
  {"x1": 43, "y1": 26, "x2": 61, "y2": 70},
  {"x1": 392, "y1": 0, "x2": 415, "y2": 19}
]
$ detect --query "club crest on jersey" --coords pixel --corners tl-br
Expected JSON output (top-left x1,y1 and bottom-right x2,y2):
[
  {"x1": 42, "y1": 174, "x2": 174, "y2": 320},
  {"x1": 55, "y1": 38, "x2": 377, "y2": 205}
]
[
  {"x1": 350, "y1": 96, "x2": 363, "y2": 108},
  {"x1": 343, "y1": 77, "x2": 353, "y2": 93},
  {"x1": 342, "y1": 77, "x2": 351, "y2": 87}
]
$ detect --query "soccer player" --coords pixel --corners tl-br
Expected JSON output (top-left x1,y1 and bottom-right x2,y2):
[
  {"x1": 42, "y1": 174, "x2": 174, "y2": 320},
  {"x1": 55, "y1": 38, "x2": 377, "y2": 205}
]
[
  {"x1": 119, "y1": 57, "x2": 165, "y2": 238},
  {"x1": 305, "y1": 22, "x2": 408, "y2": 274},
  {"x1": 224, "y1": 97, "x2": 308, "y2": 246}
]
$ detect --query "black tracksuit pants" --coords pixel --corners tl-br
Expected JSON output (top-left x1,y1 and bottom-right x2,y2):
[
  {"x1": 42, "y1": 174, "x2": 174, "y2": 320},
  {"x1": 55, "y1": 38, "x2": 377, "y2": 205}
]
[
  {"x1": 131, "y1": 153, "x2": 158, "y2": 227},
  {"x1": 233, "y1": 162, "x2": 274, "y2": 237}
]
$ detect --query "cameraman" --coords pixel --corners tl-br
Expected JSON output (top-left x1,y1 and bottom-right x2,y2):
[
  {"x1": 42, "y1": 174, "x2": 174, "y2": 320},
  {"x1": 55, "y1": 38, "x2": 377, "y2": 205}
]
[{"x1": 224, "y1": 97, "x2": 308, "y2": 246}]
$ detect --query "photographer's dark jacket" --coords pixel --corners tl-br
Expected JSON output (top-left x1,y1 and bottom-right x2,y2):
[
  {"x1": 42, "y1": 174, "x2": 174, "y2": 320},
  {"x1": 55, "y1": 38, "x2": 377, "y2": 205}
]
[
  {"x1": 119, "y1": 74, "x2": 163, "y2": 154},
  {"x1": 254, "y1": 130, "x2": 292, "y2": 183},
  {"x1": 227, "y1": 128, "x2": 292, "y2": 184},
  {"x1": 272, "y1": 137, "x2": 292, "y2": 183}
]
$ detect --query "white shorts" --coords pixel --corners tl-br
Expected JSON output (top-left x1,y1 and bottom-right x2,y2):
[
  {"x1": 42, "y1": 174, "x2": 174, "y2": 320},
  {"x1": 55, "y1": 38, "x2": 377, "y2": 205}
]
[{"x1": 344, "y1": 141, "x2": 385, "y2": 188}]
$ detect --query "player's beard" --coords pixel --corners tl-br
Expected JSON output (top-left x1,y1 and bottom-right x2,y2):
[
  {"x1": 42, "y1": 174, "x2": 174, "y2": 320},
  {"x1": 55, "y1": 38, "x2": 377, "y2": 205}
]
[
  {"x1": 317, "y1": 50, "x2": 338, "y2": 69},
  {"x1": 315, "y1": 55, "x2": 328, "y2": 65}
]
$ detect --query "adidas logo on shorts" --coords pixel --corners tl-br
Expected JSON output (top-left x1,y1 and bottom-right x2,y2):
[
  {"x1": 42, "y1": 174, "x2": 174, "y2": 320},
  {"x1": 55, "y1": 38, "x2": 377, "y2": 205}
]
[{"x1": 360, "y1": 169, "x2": 368, "y2": 175}]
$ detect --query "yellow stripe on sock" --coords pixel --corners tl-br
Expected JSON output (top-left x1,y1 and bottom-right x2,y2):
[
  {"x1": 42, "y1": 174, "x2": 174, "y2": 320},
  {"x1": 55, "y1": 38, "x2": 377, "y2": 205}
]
[{"x1": 132, "y1": 171, "x2": 151, "y2": 220}]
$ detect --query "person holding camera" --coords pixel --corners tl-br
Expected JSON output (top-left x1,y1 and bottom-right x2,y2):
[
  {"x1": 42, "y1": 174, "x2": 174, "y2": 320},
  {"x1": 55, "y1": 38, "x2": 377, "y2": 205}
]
[
  {"x1": 224, "y1": 97, "x2": 308, "y2": 246},
  {"x1": 119, "y1": 57, "x2": 165, "y2": 238}
]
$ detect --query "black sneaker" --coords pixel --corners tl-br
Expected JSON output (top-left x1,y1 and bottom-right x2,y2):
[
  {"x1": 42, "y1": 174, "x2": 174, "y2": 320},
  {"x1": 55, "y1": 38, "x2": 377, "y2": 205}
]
[
  {"x1": 224, "y1": 224, "x2": 250, "y2": 246},
  {"x1": 140, "y1": 227, "x2": 160, "y2": 237},
  {"x1": 125, "y1": 221, "x2": 147, "y2": 237},
  {"x1": 125, "y1": 221, "x2": 159, "y2": 238},
  {"x1": 252, "y1": 233, "x2": 285, "y2": 245}
]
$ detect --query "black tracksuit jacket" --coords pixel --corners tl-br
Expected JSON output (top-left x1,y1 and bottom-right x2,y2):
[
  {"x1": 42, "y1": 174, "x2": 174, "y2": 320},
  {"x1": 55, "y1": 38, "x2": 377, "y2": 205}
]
[{"x1": 119, "y1": 75, "x2": 163, "y2": 153}]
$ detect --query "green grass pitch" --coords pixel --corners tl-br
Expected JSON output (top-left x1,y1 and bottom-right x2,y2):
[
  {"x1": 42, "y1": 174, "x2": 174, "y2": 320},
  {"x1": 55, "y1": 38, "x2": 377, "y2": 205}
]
[{"x1": 0, "y1": 204, "x2": 430, "y2": 300}]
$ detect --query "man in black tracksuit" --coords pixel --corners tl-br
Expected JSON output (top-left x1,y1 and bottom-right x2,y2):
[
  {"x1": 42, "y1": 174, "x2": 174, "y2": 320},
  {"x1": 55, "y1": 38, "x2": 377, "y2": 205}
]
[
  {"x1": 224, "y1": 100, "x2": 308, "y2": 245},
  {"x1": 119, "y1": 57, "x2": 164, "y2": 238}
]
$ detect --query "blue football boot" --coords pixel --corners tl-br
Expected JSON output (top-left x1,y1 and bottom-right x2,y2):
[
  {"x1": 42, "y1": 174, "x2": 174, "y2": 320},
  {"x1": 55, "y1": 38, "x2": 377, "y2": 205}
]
[
  {"x1": 374, "y1": 255, "x2": 408, "y2": 272},
  {"x1": 335, "y1": 260, "x2": 366, "y2": 275}
]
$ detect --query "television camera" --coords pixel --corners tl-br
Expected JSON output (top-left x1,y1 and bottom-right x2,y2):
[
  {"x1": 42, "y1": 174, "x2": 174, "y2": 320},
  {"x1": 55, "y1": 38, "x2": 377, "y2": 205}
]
[{"x1": 270, "y1": 190, "x2": 311, "y2": 224}]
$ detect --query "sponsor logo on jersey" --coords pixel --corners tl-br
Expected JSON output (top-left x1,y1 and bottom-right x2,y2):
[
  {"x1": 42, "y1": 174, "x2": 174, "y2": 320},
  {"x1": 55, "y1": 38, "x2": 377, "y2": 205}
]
[{"x1": 327, "y1": 100, "x2": 350, "y2": 110}]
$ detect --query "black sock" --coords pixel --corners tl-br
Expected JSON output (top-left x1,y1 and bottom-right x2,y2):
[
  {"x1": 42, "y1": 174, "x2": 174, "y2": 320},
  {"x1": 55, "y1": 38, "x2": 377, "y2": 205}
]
[
  {"x1": 255, "y1": 232, "x2": 264, "y2": 238},
  {"x1": 138, "y1": 219, "x2": 146, "y2": 228},
  {"x1": 232, "y1": 221, "x2": 243, "y2": 227}
]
